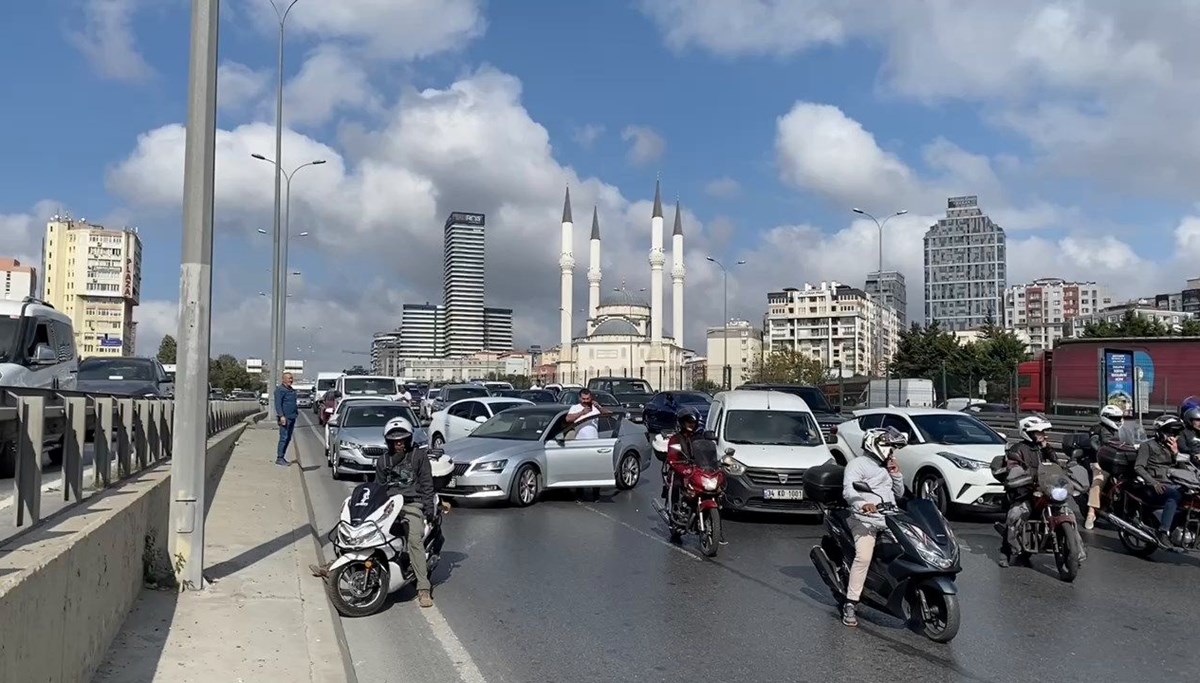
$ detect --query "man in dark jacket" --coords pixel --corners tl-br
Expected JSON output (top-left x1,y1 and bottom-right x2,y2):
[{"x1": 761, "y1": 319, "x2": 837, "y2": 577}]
[
  {"x1": 999, "y1": 415, "x2": 1056, "y2": 567},
  {"x1": 376, "y1": 416, "x2": 437, "y2": 607},
  {"x1": 273, "y1": 373, "x2": 298, "y2": 466},
  {"x1": 1135, "y1": 415, "x2": 1187, "y2": 547}
]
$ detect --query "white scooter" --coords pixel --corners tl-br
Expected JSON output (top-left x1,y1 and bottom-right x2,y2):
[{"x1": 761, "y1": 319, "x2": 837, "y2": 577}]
[{"x1": 324, "y1": 451, "x2": 454, "y2": 617}]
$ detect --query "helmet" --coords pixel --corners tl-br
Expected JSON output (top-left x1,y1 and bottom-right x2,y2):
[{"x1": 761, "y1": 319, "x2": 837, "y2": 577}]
[
  {"x1": 1154, "y1": 414, "x2": 1185, "y2": 439},
  {"x1": 1018, "y1": 415, "x2": 1053, "y2": 443},
  {"x1": 861, "y1": 427, "x2": 908, "y2": 464},
  {"x1": 1181, "y1": 395, "x2": 1200, "y2": 426},
  {"x1": 383, "y1": 416, "x2": 415, "y2": 449},
  {"x1": 676, "y1": 407, "x2": 701, "y2": 433},
  {"x1": 1099, "y1": 404, "x2": 1124, "y2": 432}
]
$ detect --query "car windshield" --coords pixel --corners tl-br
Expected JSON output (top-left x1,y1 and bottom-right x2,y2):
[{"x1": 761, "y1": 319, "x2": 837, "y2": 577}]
[
  {"x1": 773, "y1": 387, "x2": 833, "y2": 413},
  {"x1": 316, "y1": 378, "x2": 337, "y2": 391},
  {"x1": 0, "y1": 317, "x2": 22, "y2": 362},
  {"x1": 519, "y1": 390, "x2": 556, "y2": 403},
  {"x1": 446, "y1": 386, "x2": 489, "y2": 401},
  {"x1": 488, "y1": 401, "x2": 527, "y2": 414},
  {"x1": 342, "y1": 404, "x2": 419, "y2": 429},
  {"x1": 675, "y1": 392, "x2": 711, "y2": 405},
  {"x1": 492, "y1": 390, "x2": 521, "y2": 398},
  {"x1": 596, "y1": 379, "x2": 652, "y2": 395},
  {"x1": 910, "y1": 414, "x2": 1006, "y2": 445},
  {"x1": 342, "y1": 378, "x2": 397, "y2": 395},
  {"x1": 297, "y1": 389, "x2": 312, "y2": 398},
  {"x1": 469, "y1": 410, "x2": 559, "y2": 441},
  {"x1": 723, "y1": 410, "x2": 824, "y2": 447},
  {"x1": 78, "y1": 359, "x2": 155, "y2": 382}
]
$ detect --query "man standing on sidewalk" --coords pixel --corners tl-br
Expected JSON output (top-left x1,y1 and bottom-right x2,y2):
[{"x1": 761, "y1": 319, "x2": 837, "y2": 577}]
[{"x1": 274, "y1": 372, "x2": 298, "y2": 466}]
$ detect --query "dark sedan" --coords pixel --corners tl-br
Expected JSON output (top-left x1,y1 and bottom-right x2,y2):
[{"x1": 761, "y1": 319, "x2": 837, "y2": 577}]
[
  {"x1": 641, "y1": 391, "x2": 712, "y2": 434},
  {"x1": 76, "y1": 357, "x2": 174, "y2": 398}
]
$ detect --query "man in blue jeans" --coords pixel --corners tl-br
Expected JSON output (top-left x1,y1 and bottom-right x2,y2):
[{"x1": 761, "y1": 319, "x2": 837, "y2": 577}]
[{"x1": 274, "y1": 372, "x2": 298, "y2": 465}]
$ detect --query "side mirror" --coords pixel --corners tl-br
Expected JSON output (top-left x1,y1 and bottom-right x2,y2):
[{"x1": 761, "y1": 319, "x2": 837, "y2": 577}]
[
  {"x1": 701, "y1": 430, "x2": 718, "y2": 441},
  {"x1": 474, "y1": 415, "x2": 488, "y2": 424},
  {"x1": 724, "y1": 447, "x2": 736, "y2": 457},
  {"x1": 328, "y1": 415, "x2": 340, "y2": 426},
  {"x1": 852, "y1": 481, "x2": 871, "y2": 493},
  {"x1": 32, "y1": 343, "x2": 57, "y2": 365}
]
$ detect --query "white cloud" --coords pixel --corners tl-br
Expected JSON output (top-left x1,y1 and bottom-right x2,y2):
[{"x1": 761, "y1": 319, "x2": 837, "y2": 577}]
[
  {"x1": 621, "y1": 125, "x2": 666, "y2": 167},
  {"x1": 283, "y1": 45, "x2": 383, "y2": 128},
  {"x1": 639, "y1": 0, "x2": 852, "y2": 58},
  {"x1": 704, "y1": 177, "x2": 741, "y2": 200},
  {"x1": 573, "y1": 124, "x2": 605, "y2": 148},
  {"x1": 0, "y1": 201, "x2": 60, "y2": 266},
  {"x1": 68, "y1": 0, "x2": 154, "y2": 83},
  {"x1": 217, "y1": 62, "x2": 270, "y2": 113}
]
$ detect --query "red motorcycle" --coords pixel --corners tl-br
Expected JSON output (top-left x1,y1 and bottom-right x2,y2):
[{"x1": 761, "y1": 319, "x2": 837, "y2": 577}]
[{"x1": 650, "y1": 433, "x2": 728, "y2": 557}]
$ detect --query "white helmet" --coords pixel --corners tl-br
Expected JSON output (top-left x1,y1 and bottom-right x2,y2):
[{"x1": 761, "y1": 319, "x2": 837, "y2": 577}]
[
  {"x1": 861, "y1": 427, "x2": 908, "y2": 464},
  {"x1": 383, "y1": 416, "x2": 415, "y2": 448},
  {"x1": 1018, "y1": 415, "x2": 1053, "y2": 443},
  {"x1": 1099, "y1": 404, "x2": 1124, "y2": 432}
]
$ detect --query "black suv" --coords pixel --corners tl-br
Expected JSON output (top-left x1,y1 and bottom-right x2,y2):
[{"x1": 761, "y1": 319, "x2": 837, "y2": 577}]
[{"x1": 735, "y1": 383, "x2": 846, "y2": 444}]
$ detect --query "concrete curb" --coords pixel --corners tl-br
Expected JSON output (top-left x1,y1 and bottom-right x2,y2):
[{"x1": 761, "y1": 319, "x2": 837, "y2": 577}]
[{"x1": 292, "y1": 431, "x2": 360, "y2": 683}]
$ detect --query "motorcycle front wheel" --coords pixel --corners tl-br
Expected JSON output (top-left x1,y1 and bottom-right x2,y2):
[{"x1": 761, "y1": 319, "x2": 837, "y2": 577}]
[
  {"x1": 1054, "y1": 525, "x2": 1082, "y2": 582},
  {"x1": 326, "y1": 559, "x2": 390, "y2": 618},
  {"x1": 699, "y1": 508, "x2": 721, "y2": 558},
  {"x1": 911, "y1": 583, "x2": 961, "y2": 643}
]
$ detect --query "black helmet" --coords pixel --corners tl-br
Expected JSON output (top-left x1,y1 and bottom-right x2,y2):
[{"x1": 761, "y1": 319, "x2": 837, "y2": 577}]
[
  {"x1": 676, "y1": 407, "x2": 701, "y2": 432},
  {"x1": 1154, "y1": 414, "x2": 1185, "y2": 439}
]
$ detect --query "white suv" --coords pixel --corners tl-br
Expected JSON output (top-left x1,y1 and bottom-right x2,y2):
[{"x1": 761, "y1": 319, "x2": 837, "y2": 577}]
[{"x1": 0, "y1": 298, "x2": 79, "y2": 477}]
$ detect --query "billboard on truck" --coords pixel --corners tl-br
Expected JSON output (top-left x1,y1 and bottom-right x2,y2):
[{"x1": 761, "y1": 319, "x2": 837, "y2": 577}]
[{"x1": 1018, "y1": 337, "x2": 1200, "y2": 414}]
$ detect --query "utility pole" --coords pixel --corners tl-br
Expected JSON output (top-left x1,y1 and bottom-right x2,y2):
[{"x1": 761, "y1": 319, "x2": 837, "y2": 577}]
[{"x1": 170, "y1": 0, "x2": 220, "y2": 591}]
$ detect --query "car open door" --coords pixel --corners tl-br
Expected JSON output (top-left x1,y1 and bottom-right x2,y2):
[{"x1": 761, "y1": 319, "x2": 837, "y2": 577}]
[{"x1": 543, "y1": 413, "x2": 621, "y2": 487}]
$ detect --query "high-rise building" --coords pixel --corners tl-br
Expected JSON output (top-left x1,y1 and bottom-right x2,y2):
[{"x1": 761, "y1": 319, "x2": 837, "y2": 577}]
[
  {"x1": 483, "y1": 307, "x2": 513, "y2": 352},
  {"x1": 765, "y1": 281, "x2": 899, "y2": 378},
  {"x1": 42, "y1": 217, "x2": 142, "y2": 356},
  {"x1": 923, "y1": 195, "x2": 1007, "y2": 331},
  {"x1": 442, "y1": 211, "x2": 487, "y2": 356},
  {"x1": 0, "y1": 258, "x2": 36, "y2": 301},
  {"x1": 1153, "y1": 277, "x2": 1200, "y2": 315},
  {"x1": 1004, "y1": 278, "x2": 1111, "y2": 354},
  {"x1": 371, "y1": 331, "x2": 403, "y2": 376},
  {"x1": 865, "y1": 270, "x2": 907, "y2": 329},
  {"x1": 400, "y1": 303, "x2": 443, "y2": 358}
]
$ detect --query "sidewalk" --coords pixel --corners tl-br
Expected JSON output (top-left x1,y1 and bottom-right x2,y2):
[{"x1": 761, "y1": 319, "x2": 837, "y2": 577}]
[{"x1": 94, "y1": 426, "x2": 352, "y2": 682}]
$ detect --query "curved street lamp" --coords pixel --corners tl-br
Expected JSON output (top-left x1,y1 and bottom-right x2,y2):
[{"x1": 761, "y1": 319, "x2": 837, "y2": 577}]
[
  {"x1": 852, "y1": 207, "x2": 907, "y2": 404},
  {"x1": 706, "y1": 257, "x2": 746, "y2": 390}
]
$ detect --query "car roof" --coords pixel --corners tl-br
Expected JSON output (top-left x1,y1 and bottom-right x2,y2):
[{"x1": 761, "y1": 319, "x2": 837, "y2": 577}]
[
  {"x1": 853, "y1": 407, "x2": 962, "y2": 417},
  {"x1": 0, "y1": 298, "x2": 71, "y2": 323},
  {"x1": 713, "y1": 390, "x2": 813, "y2": 412},
  {"x1": 442, "y1": 383, "x2": 490, "y2": 389},
  {"x1": 498, "y1": 403, "x2": 568, "y2": 415},
  {"x1": 340, "y1": 375, "x2": 395, "y2": 381},
  {"x1": 80, "y1": 356, "x2": 155, "y2": 365}
]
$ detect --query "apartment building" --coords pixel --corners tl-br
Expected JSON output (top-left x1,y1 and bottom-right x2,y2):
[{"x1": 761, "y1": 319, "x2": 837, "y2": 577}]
[
  {"x1": 765, "y1": 281, "x2": 899, "y2": 377},
  {"x1": 42, "y1": 217, "x2": 142, "y2": 356},
  {"x1": 706, "y1": 320, "x2": 763, "y2": 389},
  {"x1": 1068, "y1": 300, "x2": 1193, "y2": 335},
  {"x1": 1003, "y1": 278, "x2": 1112, "y2": 353},
  {"x1": 923, "y1": 195, "x2": 1007, "y2": 330},
  {"x1": 1, "y1": 258, "x2": 36, "y2": 300}
]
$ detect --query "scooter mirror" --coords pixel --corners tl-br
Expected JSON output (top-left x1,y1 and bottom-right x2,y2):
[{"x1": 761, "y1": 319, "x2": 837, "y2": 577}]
[{"x1": 852, "y1": 481, "x2": 871, "y2": 493}]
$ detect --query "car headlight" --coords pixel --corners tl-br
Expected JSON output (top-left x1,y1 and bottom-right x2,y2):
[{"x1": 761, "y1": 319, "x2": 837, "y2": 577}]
[
  {"x1": 721, "y1": 456, "x2": 746, "y2": 476},
  {"x1": 471, "y1": 459, "x2": 508, "y2": 473},
  {"x1": 340, "y1": 441, "x2": 362, "y2": 452},
  {"x1": 936, "y1": 451, "x2": 985, "y2": 471}
]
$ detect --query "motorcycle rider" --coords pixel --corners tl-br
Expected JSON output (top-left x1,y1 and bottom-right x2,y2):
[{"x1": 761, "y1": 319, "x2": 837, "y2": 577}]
[
  {"x1": 1179, "y1": 396, "x2": 1200, "y2": 459},
  {"x1": 999, "y1": 415, "x2": 1056, "y2": 567},
  {"x1": 840, "y1": 427, "x2": 907, "y2": 628},
  {"x1": 375, "y1": 416, "x2": 438, "y2": 608},
  {"x1": 1084, "y1": 404, "x2": 1128, "y2": 529},
  {"x1": 662, "y1": 407, "x2": 702, "y2": 504},
  {"x1": 1133, "y1": 414, "x2": 1187, "y2": 547}
]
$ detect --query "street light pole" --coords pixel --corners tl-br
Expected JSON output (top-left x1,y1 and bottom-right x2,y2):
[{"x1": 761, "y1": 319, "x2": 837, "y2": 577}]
[
  {"x1": 852, "y1": 208, "x2": 907, "y2": 406},
  {"x1": 253, "y1": 154, "x2": 324, "y2": 400},
  {"x1": 171, "y1": 0, "x2": 220, "y2": 591},
  {"x1": 706, "y1": 257, "x2": 746, "y2": 390}
]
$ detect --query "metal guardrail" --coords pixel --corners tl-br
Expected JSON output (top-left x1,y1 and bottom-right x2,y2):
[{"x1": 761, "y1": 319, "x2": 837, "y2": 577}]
[
  {"x1": 973, "y1": 413, "x2": 1154, "y2": 448},
  {"x1": 0, "y1": 388, "x2": 263, "y2": 528}
]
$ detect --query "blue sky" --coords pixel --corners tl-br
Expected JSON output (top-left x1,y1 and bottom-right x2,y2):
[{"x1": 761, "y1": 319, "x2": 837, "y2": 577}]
[{"x1": 2, "y1": 1, "x2": 1198, "y2": 368}]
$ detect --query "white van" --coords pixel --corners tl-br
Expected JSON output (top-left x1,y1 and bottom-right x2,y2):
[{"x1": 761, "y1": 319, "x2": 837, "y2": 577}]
[
  {"x1": 704, "y1": 390, "x2": 833, "y2": 516},
  {"x1": 314, "y1": 371, "x2": 343, "y2": 404},
  {"x1": 0, "y1": 298, "x2": 79, "y2": 476}
]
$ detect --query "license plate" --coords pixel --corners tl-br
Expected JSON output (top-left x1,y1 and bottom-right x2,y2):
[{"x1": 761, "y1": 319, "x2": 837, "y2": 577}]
[{"x1": 763, "y1": 488, "x2": 804, "y2": 500}]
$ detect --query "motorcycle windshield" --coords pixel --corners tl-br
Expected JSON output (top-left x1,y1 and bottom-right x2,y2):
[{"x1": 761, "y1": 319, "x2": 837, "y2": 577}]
[
  {"x1": 1037, "y1": 463, "x2": 1072, "y2": 498},
  {"x1": 897, "y1": 499, "x2": 958, "y2": 556},
  {"x1": 689, "y1": 439, "x2": 720, "y2": 469}
]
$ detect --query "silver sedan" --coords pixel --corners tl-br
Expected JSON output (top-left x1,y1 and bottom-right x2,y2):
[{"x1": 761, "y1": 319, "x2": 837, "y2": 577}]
[{"x1": 440, "y1": 404, "x2": 652, "y2": 507}]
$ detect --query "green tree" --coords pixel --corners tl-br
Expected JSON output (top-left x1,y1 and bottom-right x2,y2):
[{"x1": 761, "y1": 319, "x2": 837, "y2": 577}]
[
  {"x1": 746, "y1": 348, "x2": 828, "y2": 385},
  {"x1": 889, "y1": 322, "x2": 1029, "y2": 403},
  {"x1": 693, "y1": 378, "x2": 721, "y2": 395},
  {"x1": 156, "y1": 335, "x2": 177, "y2": 364},
  {"x1": 1082, "y1": 310, "x2": 1170, "y2": 338},
  {"x1": 1182, "y1": 318, "x2": 1200, "y2": 336}
]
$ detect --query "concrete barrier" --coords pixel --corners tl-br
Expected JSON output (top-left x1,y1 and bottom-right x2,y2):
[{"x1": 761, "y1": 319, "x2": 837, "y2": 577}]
[{"x1": 0, "y1": 418, "x2": 254, "y2": 683}]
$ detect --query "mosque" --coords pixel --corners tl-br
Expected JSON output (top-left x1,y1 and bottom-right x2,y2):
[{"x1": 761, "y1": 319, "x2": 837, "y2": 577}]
[{"x1": 553, "y1": 181, "x2": 692, "y2": 390}]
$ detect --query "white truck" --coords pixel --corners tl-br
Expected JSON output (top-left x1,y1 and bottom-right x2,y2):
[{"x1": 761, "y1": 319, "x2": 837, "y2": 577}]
[{"x1": 860, "y1": 378, "x2": 936, "y2": 408}]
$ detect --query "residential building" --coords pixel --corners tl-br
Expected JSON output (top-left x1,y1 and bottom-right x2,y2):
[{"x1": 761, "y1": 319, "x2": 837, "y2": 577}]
[
  {"x1": 765, "y1": 281, "x2": 899, "y2": 378},
  {"x1": 0, "y1": 258, "x2": 36, "y2": 300},
  {"x1": 246, "y1": 358, "x2": 264, "y2": 375},
  {"x1": 397, "y1": 350, "x2": 530, "y2": 383},
  {"x1": 42, "y1": 217, "x2": 142, "y2": 356},
  {"x1": 1153, "y1": 277, "x2": 1200, "y2": 315},
  {"x1": 1003, "y1": 278, "x2": 1112, "y2": 354},
  {"x1": 1068, "y1": 300, "x2": 1194, "y2": 335},
  {"x1": 283, "y1": 359, "x2": 304, "y2": 380},
  {"x1": 400, "y1": 303, "x2": 443, "y2": 358},
  {"x1": 706, "y1": 320, "x2": 763, "y2": 389},
  {"x1": 865, "y1": 270, "x2": 908, "y2": 329},
  {"x1": 371, "y1": 331, "x2": 403, "y2": 376},
  {"x1": 684, "y1": 356, "x2": 707, "y2": 389},
  {"x1": 483, "y1": 307, "x2": 513, "y2": 352},
  {"x1": 923, "y1": 195, "x2": 1007, "y2": 331},
  {"x1": 442, "y1": 211, "x2": 487, "y2": 356}
]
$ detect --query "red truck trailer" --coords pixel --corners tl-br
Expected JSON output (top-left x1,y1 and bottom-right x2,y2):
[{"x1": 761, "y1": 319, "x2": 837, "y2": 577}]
[{"x1": 1017, "y1": 337, "x2": 1200, "y2": 416}]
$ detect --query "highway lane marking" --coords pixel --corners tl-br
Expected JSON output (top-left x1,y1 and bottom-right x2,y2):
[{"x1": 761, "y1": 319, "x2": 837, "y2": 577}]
[
  {"x1": 420, "y1": 603, "x2": 488, "y2": 683},
  {"x1": 577, "y1": 502, "x2": 701, "y2": 562}
]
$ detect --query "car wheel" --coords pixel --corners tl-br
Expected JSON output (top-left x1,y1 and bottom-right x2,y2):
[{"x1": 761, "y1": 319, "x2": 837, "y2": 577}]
[
  {"x1": 331, "y1": 460, "x2": 343, "y2": 481},
  {"x1": 431, "y1": 433, "x2": 445, "y2": 449},
  {"x1": 915, "y1": 470, "x2": 949, "y2": 516},
  {"x1": 509, "y1": 464, "x2": 539, "y2": 507},
  {"x1": 616, "y1": 451, "x2": 641, "y2": 490}
]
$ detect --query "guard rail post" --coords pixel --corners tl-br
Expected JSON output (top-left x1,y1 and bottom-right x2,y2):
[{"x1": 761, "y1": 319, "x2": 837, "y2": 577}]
[
  {"x1": 62, "y1": 395, "x2": 87, "y2": 502},
  {"x1": 93, "y1": 396, "x2": 115, "y2": 488},
  {"x1": 133, "y1": 399, "x2": 150, "y2": 470},
  {"x1": 116, "y1": 398, "x2": 134, "y2": 478},
  {"x1": 15, "y1": 394, "x2": 47, "y2": 526},
  {"x1": 161, "y1": 401, "x2": 174, "y2": 459}
]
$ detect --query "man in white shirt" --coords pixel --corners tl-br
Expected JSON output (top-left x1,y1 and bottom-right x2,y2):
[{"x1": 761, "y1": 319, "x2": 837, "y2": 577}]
[
  {"x1": 395, "y1": 385, "x2": 413, "y2": 405},
  {"x1": 565, "y1": 388, "x2": 609, "y2": 440}
]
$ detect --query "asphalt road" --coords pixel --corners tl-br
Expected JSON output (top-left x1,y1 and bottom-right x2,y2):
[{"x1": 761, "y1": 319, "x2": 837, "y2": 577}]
[{"x1": 292, "y1": 414, "x2": 1200, "y2": 683}]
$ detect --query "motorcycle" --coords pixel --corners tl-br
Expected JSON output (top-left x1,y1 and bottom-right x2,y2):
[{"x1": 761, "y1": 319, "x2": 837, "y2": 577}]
[
  {"x1": 649, "y1": 431, "x2": 729, "y2": 557},
  {"x1": 804, "y1": 462, "x2": 962, "y2": 643},
  {"x1": 324, "y1": 451, "x2": 453, "y2": 617},
  {"x1": 1097, "y1": 444, "x2": 1200, "y2": 557},
  {"x1": 991, "y1": 456, "x2": 1088, "y2": 582}
]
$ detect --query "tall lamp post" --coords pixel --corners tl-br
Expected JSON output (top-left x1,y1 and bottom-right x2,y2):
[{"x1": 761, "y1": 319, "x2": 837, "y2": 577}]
[
  {"x1": 706, "y1": 257, "x2": 746, "y2": 390},
  {"x1": 852, "y1": 208, "x2": 907, "y2": 406},
  {"x1": 612, "y1": 281, "x2": 646, "y2": 377},
  {"x1": 253, "y1": 154, "x2": 324, "y2": 414}
]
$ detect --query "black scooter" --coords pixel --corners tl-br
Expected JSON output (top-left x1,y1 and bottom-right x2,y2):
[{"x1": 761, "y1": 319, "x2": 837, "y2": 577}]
[{"x1": 805, "y1": 463, "x2": 963, "y2": 643}]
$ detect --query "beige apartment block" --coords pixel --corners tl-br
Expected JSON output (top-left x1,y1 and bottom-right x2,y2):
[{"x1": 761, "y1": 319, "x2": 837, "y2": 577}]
[{"x1": 0, "y1": 258, "x2": 36, "y2": 301}]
